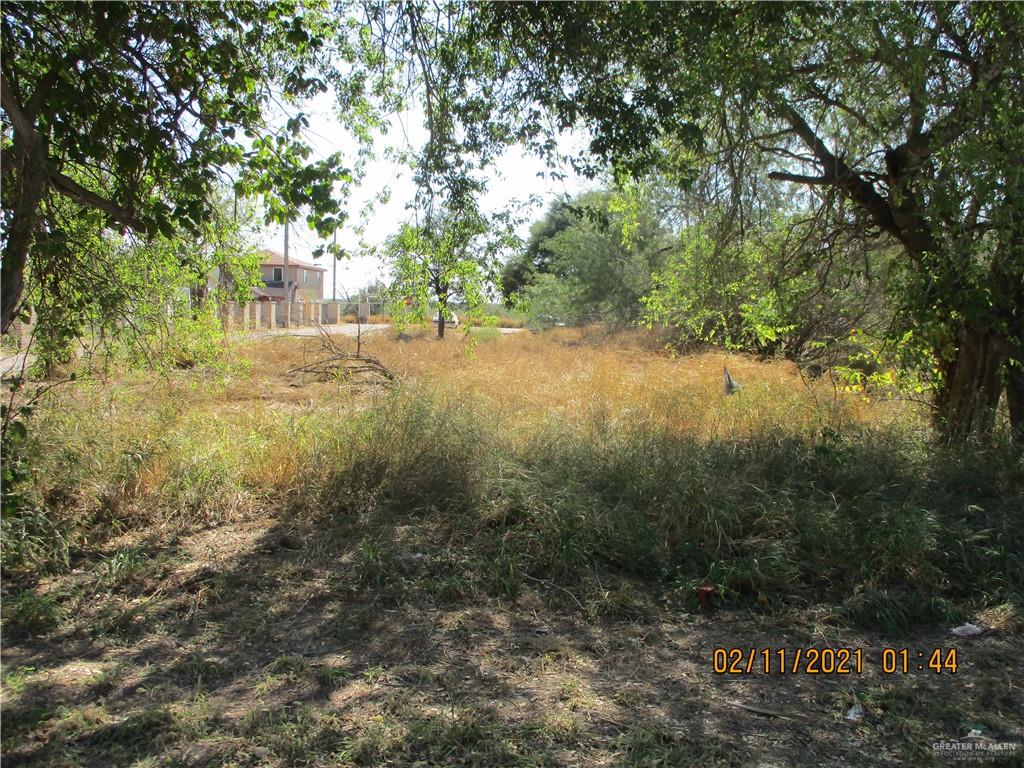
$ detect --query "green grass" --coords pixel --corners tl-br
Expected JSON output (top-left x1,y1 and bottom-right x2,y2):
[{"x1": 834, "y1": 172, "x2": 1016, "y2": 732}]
[
  {"x1": 471, "y1": 325, "x2": 503, "y2": 342},
  {"x1": 285, "y1": 390, "x2": 1022, "y2": 632},
  {"x1": 4, "y1": 382, "x2": 1022, "y2": 634},
  {"x1": 613, "y1": 725, "x2": 730, "y2": 767},
  {"x1": 3, "y1": 591, "x2": 65, "y2": 637}
]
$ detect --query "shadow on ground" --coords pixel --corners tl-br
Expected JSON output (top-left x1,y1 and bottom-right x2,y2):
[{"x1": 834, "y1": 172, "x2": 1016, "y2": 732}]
[{"x1": 3, "y1": 477, "x2": 1022, "y2": 767}]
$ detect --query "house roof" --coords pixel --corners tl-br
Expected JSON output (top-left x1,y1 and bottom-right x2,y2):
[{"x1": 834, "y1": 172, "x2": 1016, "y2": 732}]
[{"x1": 259, "y1": 249, "x2": 328, "y2": 272}]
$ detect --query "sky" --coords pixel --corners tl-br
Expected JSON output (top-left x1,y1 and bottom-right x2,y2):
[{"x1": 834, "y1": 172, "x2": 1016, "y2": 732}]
[{"x1": 258, "y1": 93, "x2": 595, "y2": 300}]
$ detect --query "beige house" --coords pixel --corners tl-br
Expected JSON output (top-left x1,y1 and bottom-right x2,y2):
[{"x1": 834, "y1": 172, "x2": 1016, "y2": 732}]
[{"x1": 258, "y1": 249, "x2": 326, "y2": 302}]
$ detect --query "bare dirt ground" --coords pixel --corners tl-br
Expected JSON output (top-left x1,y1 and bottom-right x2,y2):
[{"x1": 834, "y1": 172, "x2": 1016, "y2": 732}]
[{"x1": 3, "y1": 512, "x2": 1020, "y2": 767}]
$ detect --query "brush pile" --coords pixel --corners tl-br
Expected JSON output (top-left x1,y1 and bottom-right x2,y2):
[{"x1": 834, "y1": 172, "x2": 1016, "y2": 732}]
[{"x1": 288, "y1": 326, "x2": 396, "y2": 387}]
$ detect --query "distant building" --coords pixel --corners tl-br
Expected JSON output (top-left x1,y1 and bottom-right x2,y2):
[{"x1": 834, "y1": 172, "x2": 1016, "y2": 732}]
[{"x1": 258, "y1": 249, "x2": 326, "y2": 302}]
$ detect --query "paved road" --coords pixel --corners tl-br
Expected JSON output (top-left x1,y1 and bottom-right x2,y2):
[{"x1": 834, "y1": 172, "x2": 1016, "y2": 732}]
[
  {"x1": 1, "y1": 349, "x2": 30, "y2": 378},
  {"x1": 244, "y1": 322, "x2": 392, "y2": 339}
]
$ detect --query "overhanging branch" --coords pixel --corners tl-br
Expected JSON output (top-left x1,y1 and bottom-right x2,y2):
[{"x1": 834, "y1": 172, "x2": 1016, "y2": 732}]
[
  {"x1": 25, "y1": 52, "x2": 82, "y2": 121},
  {"x1": 48, "y1": 169, "x2": 140, "y2": 227},
  {"x1": 781, "y1": 104, "x2": 900, "y2": 233},
  {"x1": 768, "y1": 171, "x2": 832, "y2": 186}
]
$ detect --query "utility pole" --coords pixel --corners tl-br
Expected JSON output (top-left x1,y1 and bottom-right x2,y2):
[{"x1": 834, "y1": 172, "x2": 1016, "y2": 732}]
[
  {"x1": 283, "y1": 220, "x2": 291, "y2": 328},
  {"x1": 332, "y1": 230, "x2": 337, "y2": 303}
]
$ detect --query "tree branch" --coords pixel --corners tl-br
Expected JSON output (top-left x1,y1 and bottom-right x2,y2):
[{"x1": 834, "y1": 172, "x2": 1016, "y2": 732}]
[
  {"x1": 48, "y1": 169, "x2": 139, "y2": 227},
  {"x1": 805, "y1": 83, "x2": 872, "y2": 129},
  {"x1": 780, "y1": 102, "x2": 942, "y2": 259},
  {"x1": 0, "y1": 72, "x2": 37, "y2": 139},
  {"x1": 782, "y1": 103, "x2": 922, "y2": 245},
  {"x1": 24, "y1": 53, "x2": 81, "y2": 121},
  {"x1": 768, "y1": 171, "x2": 832, "y2": 186}
]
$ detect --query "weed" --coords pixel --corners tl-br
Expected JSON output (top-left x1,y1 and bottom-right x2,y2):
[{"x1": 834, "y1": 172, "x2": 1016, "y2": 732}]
[
  {"x1": 361, "y1": 664, "x2": 388, "y2": 684},
  {"x1": 1, "y1": 666, "x2": 37, "y2": 697},
  {"x1": 265, "y1": 653, "x2": 311, "y2": 677},
  {"x1": 315, "y1": 662, "x2": 350, "y2": 687},
  {"x1": 6, "y1": 329, "x2": 1023, "y2": 635},
  {"x1": 3, "y1": 590, "x2": 65, "y2": 636},
  {"x1": 173, "y1": 653, "x2": 229, "y2": 687},
  {"x1": 613, "y1": 725, "x2": 726, "y2": 767},
  {"x1": 472, "y1": 325, "x2": 503, "y2": 343},
  {"x1": 3, "y1": 327, "x2": 1022, "y2": 768},
  {"x1": 254, "y1": 705, "x2": 351, "y2": 764},
  {"x1": 351, "y1": 536, "x2": 399, "y2": 588},
  {"x1": 100, "y1": 546, "x2": 150, "y2": 587}
]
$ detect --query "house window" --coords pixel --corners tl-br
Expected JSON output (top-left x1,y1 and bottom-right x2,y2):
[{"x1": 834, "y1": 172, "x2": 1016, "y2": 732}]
[{"x1": 272, "y1": 267, "x2": 283, "y2": 282}]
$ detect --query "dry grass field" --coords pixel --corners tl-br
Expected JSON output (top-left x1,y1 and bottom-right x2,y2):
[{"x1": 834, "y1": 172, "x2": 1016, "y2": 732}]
[{"x1": 2, "y1": 328, "x2": 1022, "y2": 767}]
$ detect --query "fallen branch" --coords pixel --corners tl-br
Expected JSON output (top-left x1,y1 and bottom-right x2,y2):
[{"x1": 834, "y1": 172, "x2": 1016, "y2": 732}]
[
  {"x1": 288, "y1": 325, "x2": 396, "y2": 386},
  {"x1": 725, "y1": 700, "x2": 794, "y2": 721}
]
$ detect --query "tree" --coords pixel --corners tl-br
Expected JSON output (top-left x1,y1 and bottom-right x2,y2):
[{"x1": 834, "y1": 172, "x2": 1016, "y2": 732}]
[
  {"x1": 507, "y1": 189, "x2": 674, "y2": 327},
  {"x1": 385, "y1": 204, "x2": 518, "y2": 339},
  {"x1": 1, "y1": 1, "x2": 375, "y2": 336},
  {"x1": 25, "y1": 187, "x2": 260, "y2": 374},
  {"x1": 643, "y1": 210, "x2": 894, "y2": 365},
  {"x1": 394, "y1": 1, "x2": 1024, "y2": 444},
  {"x1": 500, "y1": 200, "x2": 579, "y2": 301}
]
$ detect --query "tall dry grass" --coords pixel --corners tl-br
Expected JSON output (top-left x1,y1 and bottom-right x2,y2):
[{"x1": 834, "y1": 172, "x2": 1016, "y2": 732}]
[
  {"x1": 240, "y1": 326, "x2": 904, "y2": 440},
  {"x1": 5, "y1": 327, "x2": 1021, "y2": 632}
]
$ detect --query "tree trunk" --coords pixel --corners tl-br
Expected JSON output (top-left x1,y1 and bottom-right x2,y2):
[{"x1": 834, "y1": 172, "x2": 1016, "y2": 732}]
[
  {"x1": 1006, "y1": 362, "x2": 1024, "y2": 447},
  {"x1": 1, "y1": 76, "x2": 52, "y2": 337},
  {"x1": 436, "y1": 292, "x2": 448, "y2": 339},
  {"x1": 1, "y1": 145, "x2": 48, "y2": 336},
  {"x1": 934, "y1": 323, "x2": 1005, "y2": 443}
]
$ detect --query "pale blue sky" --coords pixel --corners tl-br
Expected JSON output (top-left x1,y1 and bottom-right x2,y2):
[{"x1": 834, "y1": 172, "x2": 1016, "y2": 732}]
[{"x1": 258, "y1": 93, "x2": 593, "y2": 299}]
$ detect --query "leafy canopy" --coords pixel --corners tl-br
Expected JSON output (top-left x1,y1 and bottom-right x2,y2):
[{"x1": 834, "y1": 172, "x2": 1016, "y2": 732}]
[
  {"x1": 1, "y1": 0, "x2": 381, "y2": 332},
  {"x1": 385, "y1": 203, "x2": 520, "y2": 337},
  {"x1": 385, "y1": 0, "x2": 1024, "y2": 441}
]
